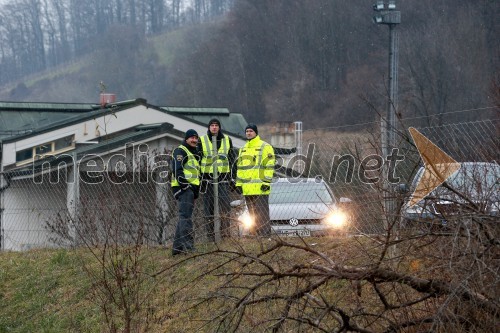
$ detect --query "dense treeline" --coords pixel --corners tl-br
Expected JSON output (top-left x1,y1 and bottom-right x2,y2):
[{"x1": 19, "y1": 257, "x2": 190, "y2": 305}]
[
  {"x1": 0, "y1": 0, "x2": 234, "y2": 85},
  {"x1": 0, "y1": 0, "x2": 498, "y2": 127},
  {"x1": 168, "y1": 0, "x2": 498, "y2": 126}
]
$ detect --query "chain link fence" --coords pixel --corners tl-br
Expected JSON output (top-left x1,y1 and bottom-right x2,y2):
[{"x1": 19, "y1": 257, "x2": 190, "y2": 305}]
[{"x1": 1, "y1": 115, "x2": 498, "y2": 251}]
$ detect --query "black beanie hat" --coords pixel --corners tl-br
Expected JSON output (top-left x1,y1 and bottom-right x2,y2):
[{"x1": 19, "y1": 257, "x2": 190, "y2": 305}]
[
  {"x1": 245, "y1": 123, "x2": 258, "y2": 134},
  {"x1": 208, "y1": 118, "x2": 221, "y2": 129},
  {"x1": 184, "y1": 129, "x2": 199, "y2": 140}
]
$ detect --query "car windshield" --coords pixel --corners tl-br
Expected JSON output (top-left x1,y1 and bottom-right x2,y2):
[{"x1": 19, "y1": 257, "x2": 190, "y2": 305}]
[
  {"x1": 270, "y1": 182, "x2": 334, "y2": 204},
  {"x1": 448, "y1": 164, "x2": 499, "y2": 196},
  {"x1": 412, "y1": 163, "x2": 499, "y2": 198}
]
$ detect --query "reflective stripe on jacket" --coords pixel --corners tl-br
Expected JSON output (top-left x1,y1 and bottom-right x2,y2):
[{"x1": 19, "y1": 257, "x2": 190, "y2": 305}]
[
  {"x1": 200, "y1": 135, "x2": 230, "y2": 174},
  {"x1": 236, "y1": 136, "x2": 275, "y2": 195},
  {"x1": 171, "y1": 145, "x2": 200, "y2": 187}
]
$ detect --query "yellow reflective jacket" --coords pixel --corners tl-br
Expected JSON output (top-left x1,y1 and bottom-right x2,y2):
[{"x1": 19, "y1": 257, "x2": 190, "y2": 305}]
[
  {"x1": 171, "y1": 145, "x2": 200, "y2": 187},
  {"x1": 236, "y1": 136, "x2": 275, "y2": 195},
  {"x1": 200, "y1": 135, "x2": 230, "y2": 174}
]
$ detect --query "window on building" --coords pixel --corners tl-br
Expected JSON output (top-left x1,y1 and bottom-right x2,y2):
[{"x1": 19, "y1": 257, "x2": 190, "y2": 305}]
[
  {"x1": 16, "y1": 134, "x2": 75, "y2": 163},
  {"x1": 16, "y1": 148, "x2": 34, "y2": 162},
  {"x1": 35, "y1": 144, "x2": 51, "y2": 155},
  {"x1": 54, "y1": 135, "x2": 74, "y2": 150}
]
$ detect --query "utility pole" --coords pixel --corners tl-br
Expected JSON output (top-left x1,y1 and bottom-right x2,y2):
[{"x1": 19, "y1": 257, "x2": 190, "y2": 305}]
[
  {"x1": 373, "y1": 0, "x2": 400, "y2": 154},
  {"x1": 372, "y1": 0, "x2": 401, "y2": 235}
]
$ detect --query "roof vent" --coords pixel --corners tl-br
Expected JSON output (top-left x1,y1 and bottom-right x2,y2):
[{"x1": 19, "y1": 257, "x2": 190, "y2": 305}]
[{"x1": 100, "y1": 93, "x2": 116, "y2": 107}]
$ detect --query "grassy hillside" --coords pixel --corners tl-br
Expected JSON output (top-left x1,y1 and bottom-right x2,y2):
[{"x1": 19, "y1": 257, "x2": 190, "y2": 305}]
[
  {"x1": 0, "y1": 238, "x2": 352, "y2": 332},
  {"x1": 0, "y1": 26, "x2": 187, "y2": 104},
  {"x1": 0, "y1": 244, "x2": 229, "y2": 332},
  {"x1": 0, "y1": 249, "x2": 99, "y2": 332},
  {"x1": 1, "y1": 234, "x2": 497, "y2": 332}
]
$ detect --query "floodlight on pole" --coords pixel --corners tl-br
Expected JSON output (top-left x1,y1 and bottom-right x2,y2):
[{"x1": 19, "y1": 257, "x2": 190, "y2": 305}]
[{"x1": 373, "y1": 0, "x2": 384, "y2": 11}]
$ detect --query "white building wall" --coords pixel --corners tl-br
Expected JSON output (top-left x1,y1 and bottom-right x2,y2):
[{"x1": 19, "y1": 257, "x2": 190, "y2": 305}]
[
  {"x1": 2, "y1": 178, "x2": 67, "y2": 251},
  {"x1": 1, "y1": 135, "x2": 182, "y2": 251}
]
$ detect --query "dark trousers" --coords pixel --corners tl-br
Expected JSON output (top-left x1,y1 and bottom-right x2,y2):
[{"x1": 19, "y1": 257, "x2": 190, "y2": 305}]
[
  {"x1": 203, "y1": 182, "x2": 231, "y2": 240},
  {"x1": 172, "y1": 188, "x2": 195, "y2": 254},
  {"x1": 245, "y1": 195, "x2": 271, "y2": 236}
]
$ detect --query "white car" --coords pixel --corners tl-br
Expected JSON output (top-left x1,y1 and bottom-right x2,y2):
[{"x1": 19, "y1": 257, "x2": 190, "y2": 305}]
[
  {"x1": 400, "y1": 162, "x2": 499, "y2": 228},
  {"x1": 231, "y1": 178, "x2": 351, "y2": 237}
]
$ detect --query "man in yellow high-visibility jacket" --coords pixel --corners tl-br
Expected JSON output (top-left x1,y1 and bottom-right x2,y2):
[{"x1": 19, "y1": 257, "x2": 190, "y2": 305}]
[
  {"x1": 236, "y1": 124, "x2": 275, "y2": 236},
  {"x1": 197, "y1": 119, "x2": 236, "y2": 240},
  {"x1": 171, "y1": 129, "x2": 200, "y2": 255}
]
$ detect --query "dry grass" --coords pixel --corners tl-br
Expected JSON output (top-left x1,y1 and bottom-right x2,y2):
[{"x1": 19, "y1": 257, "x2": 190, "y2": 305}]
[{"x1": 0, "y1": 233, "x2": 497, "y2": 332}]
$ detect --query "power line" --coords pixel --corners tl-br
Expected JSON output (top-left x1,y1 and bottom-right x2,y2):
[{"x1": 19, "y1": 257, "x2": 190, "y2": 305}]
[
  {"x1": 399, "y1": 106, "x2": 499, "y2": 122},
  {"x1": 304, "y1": 106, "x2": 499, "y2": 132}
]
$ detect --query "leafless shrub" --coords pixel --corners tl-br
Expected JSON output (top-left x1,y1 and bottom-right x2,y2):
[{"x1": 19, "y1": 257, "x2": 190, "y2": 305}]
[
  {"x1": 46, "y1": 178, "x2": 164, "y2": 333},
  {"x1": 163, "y1": 123, "x2": 498, "y2": 332},
  {"x1": 173, "y1": 211, "x2": 497, "y2": 332}
]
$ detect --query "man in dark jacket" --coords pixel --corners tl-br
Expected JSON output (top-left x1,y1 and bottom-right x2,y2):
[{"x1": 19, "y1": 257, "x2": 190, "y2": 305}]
[
  {"x1": 197, "y1": 119, "x2": 236, "y2": 240},
  {"x1": 171, "y1": 129, "x2": 200, "y2": 255}
]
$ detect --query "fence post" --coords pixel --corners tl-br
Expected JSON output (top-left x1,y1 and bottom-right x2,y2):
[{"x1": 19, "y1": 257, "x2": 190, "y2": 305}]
[
  {"x1": 212, "y1": 135, "x2": 221, "y2": 242},
  {"x1": 66, "y1": 151, "x2": 80, "y2": 245}
]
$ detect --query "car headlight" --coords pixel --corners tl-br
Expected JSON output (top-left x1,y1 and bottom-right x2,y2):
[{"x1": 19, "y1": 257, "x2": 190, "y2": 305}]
[
  {"x1": 325, "y1": 210, "x2": 347, "y2": 229},
  {"x1": 239, "y1": 213, "x2": 254, "y2": 230}
]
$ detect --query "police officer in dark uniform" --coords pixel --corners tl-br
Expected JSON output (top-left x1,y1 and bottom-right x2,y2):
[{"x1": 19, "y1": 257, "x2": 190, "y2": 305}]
[{"x1": 171, "y1": 129, "x2": 201, "y2": 255}]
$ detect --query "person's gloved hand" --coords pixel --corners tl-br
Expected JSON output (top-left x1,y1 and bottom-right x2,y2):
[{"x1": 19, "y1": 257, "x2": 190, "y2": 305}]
[
  {"x1": 199, "y1": 180, "x2": 208, "y2": 194},
  {"x1": 192, "y1": 185, "x2": 200, "y2": 200},
  {"x1": 178, "y1": 176, "x2": 189, "y2": 186},
  {"x1": 235, "y1": 186, "x2": 243, "y2": 195},
  {"x1": 181, "y1": 184, "x2": 192, "y2": 192},
  {"x1": 229, "y1": 180, "x2": 237, "y2": 192},
  {"x1": 174, "y1": 184, "x2": 192, "y2": 200},
  {"x1": 260, "y1": 183, "x2": 270, "y2": 192}
]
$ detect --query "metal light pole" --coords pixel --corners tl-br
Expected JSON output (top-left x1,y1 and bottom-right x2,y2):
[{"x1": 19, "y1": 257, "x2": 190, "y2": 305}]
[
  {"x1": 373, "y1": 0, "x2": 401, "y2": 235},
  {"x1": 373, "y1": 0, "x2": 400, "y2": 154}
]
